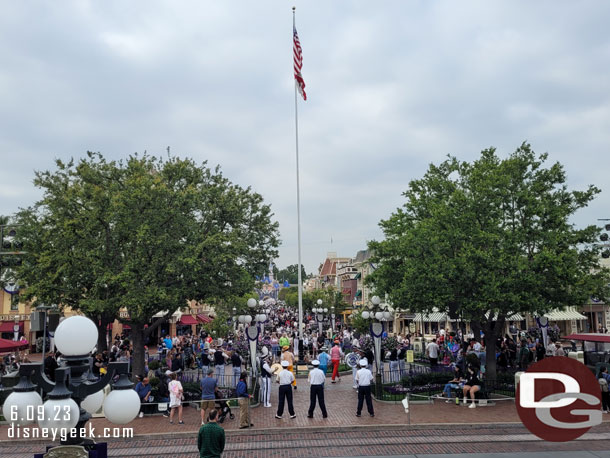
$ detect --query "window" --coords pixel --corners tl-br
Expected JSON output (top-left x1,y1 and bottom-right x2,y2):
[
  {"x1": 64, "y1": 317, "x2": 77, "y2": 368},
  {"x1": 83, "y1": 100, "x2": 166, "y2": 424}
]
[{"x1": 10, "y1": 293, "x2": 19, "y2": 311}]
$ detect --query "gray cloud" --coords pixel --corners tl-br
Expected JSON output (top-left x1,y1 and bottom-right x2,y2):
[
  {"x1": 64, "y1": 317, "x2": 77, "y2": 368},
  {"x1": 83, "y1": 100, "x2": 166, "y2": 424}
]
[{"x1": 1, "y1": 0, "x2": 609, "y2": 274}]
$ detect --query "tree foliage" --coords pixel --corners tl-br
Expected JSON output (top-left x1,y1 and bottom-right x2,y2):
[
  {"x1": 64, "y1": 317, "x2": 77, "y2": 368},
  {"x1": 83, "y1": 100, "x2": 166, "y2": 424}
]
[
  {"x1": 14, "y1": 152, "x2": 279, "y2": 377},
  {"x1": 367, "y1": 144, "x2": 609, "y2": 378},
  {"x1": 273, "y1": 264, "x2": 308, "y2": 285}
]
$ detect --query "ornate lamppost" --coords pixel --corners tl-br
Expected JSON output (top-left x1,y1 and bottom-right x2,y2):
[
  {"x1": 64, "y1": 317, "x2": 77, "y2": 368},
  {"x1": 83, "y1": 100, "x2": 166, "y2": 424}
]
[
  {"x1": 312, "y1": 299, "x2": 329, "y2": 337},
  {"x1": 2, "y1": 315, "x2": 140, "y2": 453},
  {"x1": 361, "y1": 295, "x2": 393, "y2": 396}
]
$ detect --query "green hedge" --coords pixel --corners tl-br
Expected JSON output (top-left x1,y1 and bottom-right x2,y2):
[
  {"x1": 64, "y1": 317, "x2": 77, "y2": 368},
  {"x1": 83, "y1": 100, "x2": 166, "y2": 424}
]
[{"x1": 400, "y1": 371, "x2": 454, "y2": 387}]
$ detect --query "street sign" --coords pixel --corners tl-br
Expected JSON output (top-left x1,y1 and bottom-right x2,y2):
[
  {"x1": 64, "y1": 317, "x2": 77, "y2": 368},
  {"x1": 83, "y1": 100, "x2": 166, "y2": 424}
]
[{"x1": 406, "y1": 350, "x2": 414, "y2": 363}]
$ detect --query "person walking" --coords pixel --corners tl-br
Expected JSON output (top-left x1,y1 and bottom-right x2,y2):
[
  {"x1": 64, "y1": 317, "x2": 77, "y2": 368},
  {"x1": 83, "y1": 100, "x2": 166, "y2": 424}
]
[
  {"x1": 275, "y1": 360, "x2": 296, "y2": 419},
  {"x1": 260, "y1": 355, "x2": 273, "y2": 408},
  {"x1": 307, "y1": 360, "x2": 328, "y2": 419},
  {"x1": 197, "y1": 409, "x2": 225, "y2": 458},
  {"x1": 355, "y1": 359, "x2": 374, "y2": 417},
  {"x1": 200, "y1": 368, "x2": 218, "y2": 425},
  {"x1": 388, "y1": 348, "x2": 399, "y2": 382},
  {"x1": 330, "y1": 341, "x2": 343, "y2": 383},
  {"x1": 168, "y1": 372, "x2": 184, "y2": 424},
  {"x1": 236, "y1": 371, "x2": 253, "y2": 429}
]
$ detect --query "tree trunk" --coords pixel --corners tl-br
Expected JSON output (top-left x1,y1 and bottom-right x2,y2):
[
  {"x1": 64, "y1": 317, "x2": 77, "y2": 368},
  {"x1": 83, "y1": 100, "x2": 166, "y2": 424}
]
[
  {"x1": 131, "y1": 322, "x2": 146, "y2": 380},
  {"x1": 471, "y1": 321, "x2": 482, "y2": 342},
  {"x1": 484, "y1": 329, "x2": 498, "y2": 382},
  {"x1": 96, "y1": 316, "x2": 111, "y2": 353}
]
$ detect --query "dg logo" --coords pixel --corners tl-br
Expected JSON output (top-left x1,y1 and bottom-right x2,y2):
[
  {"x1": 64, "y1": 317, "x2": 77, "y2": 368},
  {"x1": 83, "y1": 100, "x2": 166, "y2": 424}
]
[{"x1": 516, "y1": 356, "x2": 602, "y2": 442}]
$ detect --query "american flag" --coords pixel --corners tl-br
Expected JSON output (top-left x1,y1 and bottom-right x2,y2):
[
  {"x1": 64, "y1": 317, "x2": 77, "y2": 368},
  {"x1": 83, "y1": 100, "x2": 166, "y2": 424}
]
[{"x1": 293, "y1": 26, "x2": 307, "y2": 101}]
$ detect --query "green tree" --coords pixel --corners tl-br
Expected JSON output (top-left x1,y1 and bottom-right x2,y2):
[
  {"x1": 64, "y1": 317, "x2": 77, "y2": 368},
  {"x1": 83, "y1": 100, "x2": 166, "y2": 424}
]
[
  {"x1": 274, "y1": 264, "x2": 308, "y2": 285},
  {"x1": 15, "y1": 153, "x2": 279, "y2": 377},
  {"x1": 368, "y1": 144, "x2": 609, "y2": 379}
]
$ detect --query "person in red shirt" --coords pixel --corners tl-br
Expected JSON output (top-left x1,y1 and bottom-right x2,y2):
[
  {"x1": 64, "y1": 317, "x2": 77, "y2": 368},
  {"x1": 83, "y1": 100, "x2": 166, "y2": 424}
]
[{"x1": 330, "y1": 341, "x2": 343, "y2": 383}]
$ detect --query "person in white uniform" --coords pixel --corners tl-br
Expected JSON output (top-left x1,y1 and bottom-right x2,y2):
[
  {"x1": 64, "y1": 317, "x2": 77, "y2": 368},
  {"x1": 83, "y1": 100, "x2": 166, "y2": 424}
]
[
  {"x1": 260, "y1": 355, "x2": 273, "y2": 408},
  {"x1": 355, "y1": 359, "x2": 374, "y2": 417},
  {"x1": 275, "y1": 360, "x2": 296, "y2": 419},
  {"x1": 307, "y1": 360, "x2": 328, "y2": 418}
]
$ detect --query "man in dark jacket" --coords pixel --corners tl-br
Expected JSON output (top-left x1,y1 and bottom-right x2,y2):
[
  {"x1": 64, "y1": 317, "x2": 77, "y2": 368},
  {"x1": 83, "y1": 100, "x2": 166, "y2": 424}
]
[{"x1": 197, "y1": 409, "x2": 225, "y2": 458}]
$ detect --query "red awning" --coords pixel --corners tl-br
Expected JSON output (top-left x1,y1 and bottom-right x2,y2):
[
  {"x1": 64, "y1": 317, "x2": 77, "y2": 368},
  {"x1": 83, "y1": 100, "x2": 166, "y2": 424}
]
[
  {"x1": 564, "y1": 333, "x2": 610, "y2": 343},
  {"x1": 178, "y1": 315, "x2": 198, "y2": 325},
  {"x1": 197, "y1": 314, "x2": 213, "y2": 324},
  {"x1": 107, "y1": 323, "x2": 131, "y2": 330},
  {"x1": 0, "y1": 321, "x2": 23, "y2": 333},
  {"x1": 0, "y1": 338, "x2": 27, "y2": 352}
]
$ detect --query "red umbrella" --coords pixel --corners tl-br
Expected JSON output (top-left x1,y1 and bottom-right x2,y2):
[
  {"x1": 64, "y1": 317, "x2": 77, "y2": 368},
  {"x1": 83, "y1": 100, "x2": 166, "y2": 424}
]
[{"x1": 0, "y1": 338, "x2": 28, "y2": 353}]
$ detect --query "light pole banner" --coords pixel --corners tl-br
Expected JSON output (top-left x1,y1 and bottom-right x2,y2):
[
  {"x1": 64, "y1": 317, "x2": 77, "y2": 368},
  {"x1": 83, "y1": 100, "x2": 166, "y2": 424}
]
[
  {"x1": 246, "y1": 326, "x2": 259, "y2": 377},
  {"x1": 371, "y1": 322, "x2": 383, "y2": 374}
]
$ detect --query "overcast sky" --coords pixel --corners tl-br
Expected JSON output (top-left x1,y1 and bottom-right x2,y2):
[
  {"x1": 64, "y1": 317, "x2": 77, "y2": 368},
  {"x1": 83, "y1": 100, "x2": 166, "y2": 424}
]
[{"x1": 1, "y1": 1, "x2": 609, "y2": 274}]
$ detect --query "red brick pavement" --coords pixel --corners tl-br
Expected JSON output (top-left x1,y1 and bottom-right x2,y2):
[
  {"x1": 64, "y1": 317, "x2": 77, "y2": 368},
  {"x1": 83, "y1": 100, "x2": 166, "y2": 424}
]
[{"x1": 3, "y1": 379, "x2": 610, "y2": 458}]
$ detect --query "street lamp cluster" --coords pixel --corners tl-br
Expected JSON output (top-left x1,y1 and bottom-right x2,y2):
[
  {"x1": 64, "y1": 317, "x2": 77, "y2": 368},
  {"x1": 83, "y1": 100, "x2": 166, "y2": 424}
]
[
  {"x1": 2, "y1": 316, "x2": 139, "y2": 447},
  {"x1": 238, "y1": 298, "x2": 268, "y2": 326},
  {"x1": 361, "y1": 295, "x2": 393, "y2": 322}
]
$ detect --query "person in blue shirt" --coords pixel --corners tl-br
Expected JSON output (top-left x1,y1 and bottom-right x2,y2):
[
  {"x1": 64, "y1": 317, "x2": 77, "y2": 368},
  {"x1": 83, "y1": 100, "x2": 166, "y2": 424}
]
[
  {"x1": 318, "y1": 347, "x2": 331, "y2": 374},
  {"x1": 164, "y1": 336, "x2": 173, "y2": 351},
  {"x1": 135, "y1": 377, "x2": 152, "y2": 418},
  {"x1": 236, "y1": 372, "x2": 253, "y2": 429}
]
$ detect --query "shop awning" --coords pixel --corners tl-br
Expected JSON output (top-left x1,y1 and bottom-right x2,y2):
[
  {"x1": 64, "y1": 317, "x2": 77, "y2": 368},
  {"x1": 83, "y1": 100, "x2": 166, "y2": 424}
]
[
  {"x1": 0, "y1": 338, "x2": 27, "y2": 352},
  {"x1": 355, "y1": 290, "x2": 362, "y2": 298},
  {"x1": 178, "y1": 315, "x2": 198, "y2": 326},
  {"x1": 543, "y1": 308, "x2": 587, "y2": 321},
  {"x1": 197, "y1": 314, "x2": 213, "y2": 324},
  {"x1": 414, "y1": 311, "x2": 447, "y2": 322},
  {"x1": 354, "y1": 272, "x2": 361, "y2": 280},
  {"x1": 484, "y1": 313, "x2": 524, "y2": 322},
  {"x1": 0, "y1": 321, "x2": 23, "y2": 333}
]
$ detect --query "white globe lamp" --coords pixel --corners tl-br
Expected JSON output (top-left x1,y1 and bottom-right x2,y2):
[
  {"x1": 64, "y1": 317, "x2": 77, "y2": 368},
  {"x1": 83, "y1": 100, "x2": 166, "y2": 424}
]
[
  {"x1": 38, "y1": 398, "x2": 79, "y2": 431},
  {"x1": 361, "y1": 311, "x2": 370, "y2": 320},
  {"x1": 247, "y1": 298, "x2": 257, "y2": 308},
  {"x1": 375, "y1": 311, "x2": 383, "y2": 321},
  {"x1": 323, "y1": 308, "x2": 328, "y2": 313},
  {"x1": 317, "y1": 299, "x2": 323, "y2": 306},
  {"x1": 2, "y1": 390, "x2": 43, "y2": 426},
  {"x1": 81, "y1": 389, "x2": 105, "y2": 414},
  {"x1": 244, "y1": 315, "x2": 252, "y2": 324},
  {"x1": 371, "y1": 296, "x2": 381, "y2": 306},
  {"x1": 54, "y1": 316, "x2": 98, "y2": 356},
  {"x1": 103, "y1": 388, "x2": 140, "y2": 424}
]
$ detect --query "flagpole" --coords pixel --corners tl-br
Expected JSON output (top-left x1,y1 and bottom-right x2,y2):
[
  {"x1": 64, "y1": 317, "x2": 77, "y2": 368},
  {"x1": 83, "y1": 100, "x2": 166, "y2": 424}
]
[{"x1": 293, "y1": 6, "x2": 304, "y2": 344}]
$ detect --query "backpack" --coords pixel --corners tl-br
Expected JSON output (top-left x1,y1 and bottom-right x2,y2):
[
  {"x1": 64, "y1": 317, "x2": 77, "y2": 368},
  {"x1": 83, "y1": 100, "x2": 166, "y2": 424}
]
[{"x1": 599, "y1": 377, "x2": 609, "y2": 393}]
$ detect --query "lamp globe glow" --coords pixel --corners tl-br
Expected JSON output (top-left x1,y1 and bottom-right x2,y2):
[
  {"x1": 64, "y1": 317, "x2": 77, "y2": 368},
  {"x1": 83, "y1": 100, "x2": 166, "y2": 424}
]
[
  {"x1": 259, "y1": 300, "x2": 264, "y2": 307},
  {"x1": 323, "y1": 308, "x2": 328, "y2": 313},
  {"x1": 259, "y1": 314, "x2": 267, "y2": 322},
  {"x1": 383, "y1": 311, "x2": 392, "y2": 321},
  {"x1": 238, "y1": 315, "x2": 245, "y2": 324},
  {"x1": 2, "y1": 391, "x2": 43, "y2": 426},
  {"x1": 361, "y1": 311, "x2": 370, "y2": 320},
  {"x1": 375, "y1": 311, "x2": 383, "y2": 320},
  {"x1": 371, "y1": 296, "x2": 381, "y2": 306},
  {"x1": 247, "y1": 298, "x2": 257, "y2": 308},
  {"x1": 38, "y1": 398, "x2": 79, "y2": 431},
  {"x1": 54, "y1": 316, "x2": 98, "y2": 356},
  {"x1": 317, "y1": 299, "x2": 323, "y2": 306},
  {"x1": 81, "y1": 389, "x2": 105, "y2": 414},
  {"x1": 244, "y1": 315, "x2": 252, "y2": 324},
  {"x1": 103, "y1": 389, "x2": 140, "y2": 424}
]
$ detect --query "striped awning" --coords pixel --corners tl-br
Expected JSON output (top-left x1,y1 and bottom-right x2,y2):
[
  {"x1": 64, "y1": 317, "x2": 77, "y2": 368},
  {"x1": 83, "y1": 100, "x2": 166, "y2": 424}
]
[
  {"x1": 484, "y1": 313, "x2": 524, "y2": 322},
  {"x1": 543, "y1": 308, "x2": 587, "y2": 321},
  {"x1": 414, "y1": 311, "x2": 447, "y2": 322}
]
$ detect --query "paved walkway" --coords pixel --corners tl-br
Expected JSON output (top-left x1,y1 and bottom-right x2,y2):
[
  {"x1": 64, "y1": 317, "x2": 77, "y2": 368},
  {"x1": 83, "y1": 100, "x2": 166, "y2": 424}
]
[{"x1": 2, "y1": 423, "x2": 610, "y2": 457}]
